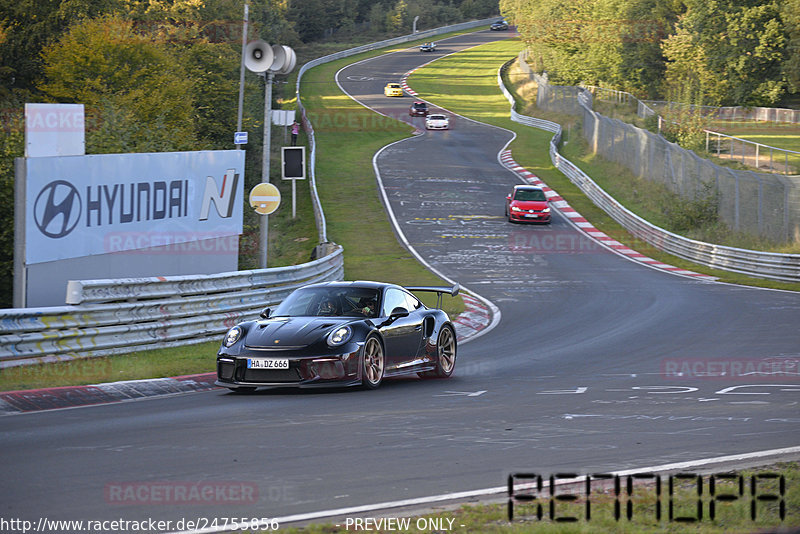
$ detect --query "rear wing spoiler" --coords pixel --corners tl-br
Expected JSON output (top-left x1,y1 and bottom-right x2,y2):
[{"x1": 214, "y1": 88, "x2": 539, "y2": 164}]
[{"x1": 405, "y1": 284, "x2": 460, "y2": 309}]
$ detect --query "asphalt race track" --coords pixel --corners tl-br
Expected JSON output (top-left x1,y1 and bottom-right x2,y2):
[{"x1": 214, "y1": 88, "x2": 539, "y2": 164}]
[{"x1": 2, "y1": 30, "x2": 799, "y2": 531}]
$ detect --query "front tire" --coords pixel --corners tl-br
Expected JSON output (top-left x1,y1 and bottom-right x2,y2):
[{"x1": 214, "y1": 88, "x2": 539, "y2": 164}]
[
  {"x1": 420, "y1": 325, "x2": 457, "y2": 378},
  {"x1": 361, "y1": 335, "x2": 385, "y2": 389}
]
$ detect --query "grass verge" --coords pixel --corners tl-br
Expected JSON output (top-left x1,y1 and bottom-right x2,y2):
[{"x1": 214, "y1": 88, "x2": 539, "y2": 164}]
[
  {"x1": 407, "y1": 39, "x2": 800, "y2": 291},
  {"x1": 275, "y1": 462, "x2": 799, "y2": 533}
]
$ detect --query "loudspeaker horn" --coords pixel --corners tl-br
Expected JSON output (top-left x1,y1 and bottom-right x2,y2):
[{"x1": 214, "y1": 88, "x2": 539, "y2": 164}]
[
  {"x1": 278, "y1": 46, "x2": 297, "y2": 74},
  {"x1": 244, "y1": 40, "x2": 274, "y2": 73},
  {"x1": 268, "y1": 44, "x2": 287, "y2": 72}
]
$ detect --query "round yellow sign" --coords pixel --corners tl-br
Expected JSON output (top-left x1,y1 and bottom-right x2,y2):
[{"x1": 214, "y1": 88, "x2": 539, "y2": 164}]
[{"x1": 249, "y1": 183, "x2": 281, "y2": 215}]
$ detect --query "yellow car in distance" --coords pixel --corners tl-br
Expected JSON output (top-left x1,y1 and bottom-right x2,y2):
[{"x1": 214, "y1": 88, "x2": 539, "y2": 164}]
[{"x1": 384, "y1": 83, "x2": 404, "y2": 97}]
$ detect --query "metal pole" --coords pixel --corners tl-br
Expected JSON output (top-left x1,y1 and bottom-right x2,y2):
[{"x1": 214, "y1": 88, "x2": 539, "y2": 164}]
[
  {"x1": 292, "y1": 179, "x2": 297, "y2": 219},
  {"x1": 259, "y1": 72, "x2": 273, "y2": 269},
  {"x1": 236, "y1": 2, "x2": 249, "y2": 149}
]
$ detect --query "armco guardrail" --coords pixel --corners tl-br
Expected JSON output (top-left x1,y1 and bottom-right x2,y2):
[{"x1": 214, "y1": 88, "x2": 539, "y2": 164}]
[
  {"x1": 296, "y1": 17, "x2": 496, "y2": 242},
  {"x1": 498, "y1": 62, "x2": 800, "y2": 283},
  {"x1": 0, "y1": 22, "x2": 496, "y2": 369},
  {"x1": 0, "y1": 246, "x2": 343, "y2": 368}
]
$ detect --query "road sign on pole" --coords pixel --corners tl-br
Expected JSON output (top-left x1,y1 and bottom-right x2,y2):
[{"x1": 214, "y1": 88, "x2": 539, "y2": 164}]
[
  {"x1": 282, "y1": 146, "x2": 305, "y2": 219},
  {"x1": 282, "y1": 146, "x2": 305, "y2": 179},
  {"x1": 249, "y1": 182, "x2": 281, "y2": 215},
  {"x1": 234, "y1": 131, "x2": 248, "y2": 145}
]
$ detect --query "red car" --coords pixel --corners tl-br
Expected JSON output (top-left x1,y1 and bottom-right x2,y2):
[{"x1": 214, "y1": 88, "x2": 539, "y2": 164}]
[
  {"x1": 505, "y1": 185, "x2": 551, "y2": 223},
  {"x1": 409, "y1": 101, "x2": 428, "y2": 116}
]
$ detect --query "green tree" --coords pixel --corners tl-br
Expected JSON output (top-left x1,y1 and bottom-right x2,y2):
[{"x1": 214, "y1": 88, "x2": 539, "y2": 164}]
[
  {"x1": 782, "y1": 0, "x2": 800, "y2": 94},
  {"x1": 386, "y1": 0, "x2": 409, "y2": 32},
  {"x1": 287, "y1": 0, "x2": 327, "y2": 41},
  {"x1": 0, "y1": 107, "x2": 22, "y2": 308},
  {"x1": 662, "y1": 0, "x2": 789, "y2": 106},
  {"x1": 185, "y1": 41, "x2": 241, "y2": 147},
  {"x1": 502, "y1": 0, "x2": 679, "y2": 94},
  {"x1": 39, "y1": 16, "x2": 200, "y2": 152},
  {"x1": 0, "y1": 0, "x2": 123, "y2": 92}
]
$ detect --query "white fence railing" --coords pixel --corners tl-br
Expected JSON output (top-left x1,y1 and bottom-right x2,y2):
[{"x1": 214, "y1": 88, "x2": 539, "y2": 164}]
[
  {"x1": 0, "y1": 247, "x2": 344, "y2": 369},
  {"x1": 643, "y1": 101, "x2": 800, "y2": 125},
  {"x1": 704, "y1": 129, "x2": 800, "y2": 176},
  {"x1": 499, "y1": 62, "x2": 800, "y2": 283}
]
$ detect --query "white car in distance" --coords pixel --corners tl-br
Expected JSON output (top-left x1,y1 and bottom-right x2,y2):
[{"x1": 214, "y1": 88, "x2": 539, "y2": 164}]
[{"x1": 425, "y1": 114, "x2": 449, "y2": 130}]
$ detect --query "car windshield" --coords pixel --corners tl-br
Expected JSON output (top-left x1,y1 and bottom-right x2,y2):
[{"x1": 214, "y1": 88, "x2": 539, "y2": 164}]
[
  {"x1": 514, "y1": 189, "x2": 546, "y2": 201},
  {"x1": 429, "y1": 115, "x2": 445, "y2": 120},
  {"x1": 272, "y1": 286, "x2": 382, "y2": 318},
  {"x1": 388, "y1": 84, "x2": 400, "y2": 88},
  {"x1": 413, "y1": 103, "x2": 426, "y2": 109}
]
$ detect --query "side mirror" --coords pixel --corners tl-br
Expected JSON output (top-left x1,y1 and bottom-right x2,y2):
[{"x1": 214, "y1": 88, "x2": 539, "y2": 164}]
[
  {"x1": 259, "y1": 307, "x2": 271, "y2": 319},
  {"x1": 506, "y1": 194, "x2": 511, "y2": 200},
  {"x1": 390, "y1": 307, "x2": 409, "y2": 318}
]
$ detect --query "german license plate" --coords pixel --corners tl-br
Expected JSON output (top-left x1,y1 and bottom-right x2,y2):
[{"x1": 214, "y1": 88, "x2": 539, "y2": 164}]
[
  {"x1": 525, "y1": 213, "x2": 539, "y2": 218},
  {"x1": 247, "y1": 358, "x2": 289, "y2": 370}
]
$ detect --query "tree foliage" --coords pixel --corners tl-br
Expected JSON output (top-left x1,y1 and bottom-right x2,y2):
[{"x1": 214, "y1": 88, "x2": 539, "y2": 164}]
[
  {"x1": 39, "y1": 17, "x2": 197, "y2": 141},
  {"x1": 287, "y1": 0, "x2": 497, "y2": 39},
  {"x1": 501, "y1": 0, "x2": 797, "y2": 105},
  {"x1": 662, "y1": 0, "x2": 789, "y2": 106}
]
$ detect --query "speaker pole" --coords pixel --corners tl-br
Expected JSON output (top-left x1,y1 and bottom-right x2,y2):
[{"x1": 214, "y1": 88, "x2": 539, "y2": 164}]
[
  {"x1": 236, "y1": 2, "x2": 249, "y2": 149},
  {"x1": 259, "y1": 71, "x2": 274, "y2": 269}
]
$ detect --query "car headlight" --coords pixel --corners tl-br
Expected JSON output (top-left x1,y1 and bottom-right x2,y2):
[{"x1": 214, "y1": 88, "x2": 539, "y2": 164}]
[
  {"x1": 542, "y1": 207, "x2": 550, "y2": 213},
  {"x1": 511, "y1": 206, "x2": 522, "y2": 212},
  {"x1": 223, "y1": 326, "x2": 242, "y2": 348},
  {"x1": 327, "y1": 326, "x2": 352, "y2": 347}
]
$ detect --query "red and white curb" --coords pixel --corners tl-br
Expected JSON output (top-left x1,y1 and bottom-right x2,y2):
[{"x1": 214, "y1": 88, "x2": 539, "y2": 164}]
[
  {"x1": 452, "y1": 294, "x2": 490, "y2": 342},
  {"x1": 400, "y1": 78, "x2": 418, "y2": 97},
  {"x1": 0, "y1": 373, "x2": 218, "y2": 414},
  {"x1": 500, "y1": 150, "x2": 717, "y2": 281}
]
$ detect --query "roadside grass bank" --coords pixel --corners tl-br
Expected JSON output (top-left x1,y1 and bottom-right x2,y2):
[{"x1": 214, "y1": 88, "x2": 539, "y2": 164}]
[
  {"x1": 277, "y1": 462, "x2": 799, "y2": 533},
  {"x1": 407, "y1": 38, "x2": 800, "y2": 291},
  {"x1": 0, "y1": 30, "x2": 478, "y2": 392}
]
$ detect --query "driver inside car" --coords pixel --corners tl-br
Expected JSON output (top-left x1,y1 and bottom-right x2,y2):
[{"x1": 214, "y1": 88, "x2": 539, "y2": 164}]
[
  {"x1": 357, "y1": 296, "x2": 378, "y2": 318},
  {"x1": 317, "y1": 297, "x2": 339, "y2": 316}
]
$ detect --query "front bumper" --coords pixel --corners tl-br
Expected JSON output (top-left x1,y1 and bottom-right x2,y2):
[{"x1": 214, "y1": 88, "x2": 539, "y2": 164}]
[
  {"x1": 509, "y1": 211, "x2": 550, "y2": 223},
  {"x1": 216, "y1": 349, "x2": 363, "y2": 389}
]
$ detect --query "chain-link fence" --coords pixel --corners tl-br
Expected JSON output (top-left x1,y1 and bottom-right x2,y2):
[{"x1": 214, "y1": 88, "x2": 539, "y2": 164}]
[
  {"x1": 644, "y1": 101, "x2": 800, "y2": 124},
  {"x1": 585, "y1": 88, "x2": 800, "y2": 176},
  {"x1": 520, "y1": 53, "x2": 800, "y2": 243}
]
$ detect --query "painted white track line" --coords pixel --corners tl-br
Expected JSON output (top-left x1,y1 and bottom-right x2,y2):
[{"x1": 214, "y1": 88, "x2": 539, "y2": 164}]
[{"x1": 168, "y1": 445, "x2": 800, "y2": 533}]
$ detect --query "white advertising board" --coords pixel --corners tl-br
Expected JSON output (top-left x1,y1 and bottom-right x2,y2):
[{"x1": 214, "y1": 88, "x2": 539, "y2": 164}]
[
  {"x1": 25, "y1": 103, "x2": 86, "y2": 158},
  {"x1": 24, "y1": 150, "x2": 245, "y2": 265},
  {"x1": 272, "y1": 109, "x2": 296, "y2": 126}
]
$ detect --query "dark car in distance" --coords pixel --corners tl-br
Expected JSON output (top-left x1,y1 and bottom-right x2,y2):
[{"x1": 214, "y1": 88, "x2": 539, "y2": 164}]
[
  {"x1": 409, "y1": 101, "x2": 429, "y2": 116},
  {"x1": 505, "y1": 184, "x2": 551, "y2": 223},
  {"x1": 420, "y1": 42, "x2": 436, "y2": 52},
  {"x1": 491, "y1": 20, "x2": 509, "y2": 31},
  {"x1": 216, "y1": 281, "x2": 459, "y2": 391}
]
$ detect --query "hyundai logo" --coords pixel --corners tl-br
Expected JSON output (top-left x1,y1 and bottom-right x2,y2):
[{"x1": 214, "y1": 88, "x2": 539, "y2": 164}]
[{"x1": 34, "y1": 180, "x2": 82, "y2": 238}]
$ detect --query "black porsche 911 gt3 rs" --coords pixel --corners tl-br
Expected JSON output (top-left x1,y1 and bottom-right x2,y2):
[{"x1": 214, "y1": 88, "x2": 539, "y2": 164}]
[{"x1": 216, "y1": 281, "x2": 459, "y2": 391}]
